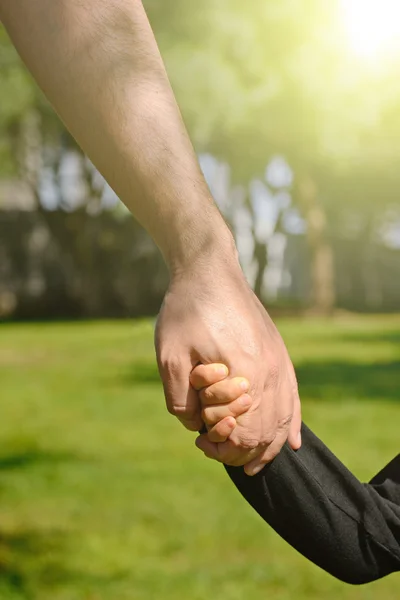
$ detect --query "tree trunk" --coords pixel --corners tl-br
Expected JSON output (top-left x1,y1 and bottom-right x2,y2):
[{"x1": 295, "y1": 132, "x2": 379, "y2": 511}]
[
  {"x1": 298, "y1": 175, "x2": 336, "y2": 315},
  {"x1": 253, "y1": 239, "x2": 268, "y2": 301},
  {"x1": 243, "y1": 188, "x2": 268, "y2": 303}
]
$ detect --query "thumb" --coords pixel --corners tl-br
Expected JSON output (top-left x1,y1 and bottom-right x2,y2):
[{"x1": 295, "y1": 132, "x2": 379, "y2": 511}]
[
  {"x1": 287, "y1": 365, "x2": 302, "y2": 450},
  {"x1": 288, "y1": 392, "x2": 302, "y2": 449},
  {"x1": 157, "y1": 352, "x2": 203, "y2": 431}
]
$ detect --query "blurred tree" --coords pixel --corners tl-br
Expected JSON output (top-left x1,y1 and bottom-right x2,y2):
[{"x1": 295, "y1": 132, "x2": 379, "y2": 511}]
[
  {"x1": 0, "y1": 26, "x2": 119, "y2": 313},
  {"x1": 147, "y1": 0, "x2": 400, "y2": 312},
  {"x1": 1, "y1": 2, "x2": 400, "y2": 313}
]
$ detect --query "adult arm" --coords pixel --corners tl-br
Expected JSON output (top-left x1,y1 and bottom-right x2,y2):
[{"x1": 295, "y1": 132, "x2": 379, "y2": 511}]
[{"x1": 0, "y1": 0, "x2": 301, "y2": 472}]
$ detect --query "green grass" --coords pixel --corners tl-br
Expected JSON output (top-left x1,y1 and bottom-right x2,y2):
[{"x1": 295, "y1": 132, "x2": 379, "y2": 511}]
[{"x1": 0, "y1": 315, "x2": 399, "y2": 600}]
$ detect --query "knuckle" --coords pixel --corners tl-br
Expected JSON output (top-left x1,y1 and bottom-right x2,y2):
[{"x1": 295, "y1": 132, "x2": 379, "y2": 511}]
[
  {"x1": 202, "y1": 386, "x2": 215, "y2": 403},
  {"x1": 233, "y1": 435, "x2": 259, "y2": 451},
  {"x1": 244, "y1": 438, "x2": 260, "y2": 451},
  {"x1": 227, "y1": 405, "x2": 237, "y2": 419},
  {"x1": 168, "y1": 403, "x2": 197, "y2": 419},
  {"x1": 166, "y1": 403, "x2": 181, "y2": 416},
  {"x1": 277, "y1": 413, "x2": 293, "y2": 430},
  {"x1": 260, "y1": 430, "x2": 276, "y2": 447}
]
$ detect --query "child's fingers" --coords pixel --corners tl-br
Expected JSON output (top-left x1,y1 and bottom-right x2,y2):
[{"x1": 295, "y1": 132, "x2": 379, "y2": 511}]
[
  {"x1": 202, "y1": 394, "x2": 252, "y2": 426},
  {"x1": 190, "y1": 363, "x2": 229, "y2": 391},
  {"x1": 195, "y1": 434, "x2": 255, "y2": 466},
  {"x1": 207, "y1": 416, "x2": 236, "y2": 442},
  {"x1": 199, "y1": 377, "x2": 250, "y2": 405}
]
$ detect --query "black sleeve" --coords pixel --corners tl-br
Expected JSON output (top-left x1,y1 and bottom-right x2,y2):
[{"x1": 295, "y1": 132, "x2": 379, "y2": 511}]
[{"x1": 224, "y1": 423, "x2": 400, "y2": 585}]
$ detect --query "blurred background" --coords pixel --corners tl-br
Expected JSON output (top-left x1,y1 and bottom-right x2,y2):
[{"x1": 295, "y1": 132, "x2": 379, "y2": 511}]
[{"x1": 0, "y1": 1, "x2": 399, "y2": 599}]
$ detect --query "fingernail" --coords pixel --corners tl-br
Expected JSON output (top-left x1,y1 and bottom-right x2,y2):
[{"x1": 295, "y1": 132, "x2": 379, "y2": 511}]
[
  {"x1": 217, "y1": 365, "x2": 229, "y2": 376},
  {"x1": 239, "y1": 394, "x2": 252, "y2": 407},
  {"x1": 297, "y1": 432, "x2": 302, "y2": 446},
  {"x1": 240, "y1": 379, "x2": 249, "y2": 391}
]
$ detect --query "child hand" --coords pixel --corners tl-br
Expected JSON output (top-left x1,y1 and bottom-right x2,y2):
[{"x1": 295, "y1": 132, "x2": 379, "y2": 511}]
[{"x1": 190, "y1": 363, "x2": 252, "y2": 444}]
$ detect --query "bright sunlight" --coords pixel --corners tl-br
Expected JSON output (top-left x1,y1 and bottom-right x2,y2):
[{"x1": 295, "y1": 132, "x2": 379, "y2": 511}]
[{"x1": 341, "y1": 0, "x2": 400, "y2": 61}]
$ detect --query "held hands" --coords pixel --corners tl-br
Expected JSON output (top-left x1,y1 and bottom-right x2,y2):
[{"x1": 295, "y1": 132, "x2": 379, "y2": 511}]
[
  {"x1": 155, "y1": 261, "x2": 301, "y2": 475},
  {"x1": 190, "y1": 365, "x2": 253, "y2": 443},
  {"x1": 189, "y1": 361, "x2": 298, "y2": 476},
  {"x1": 190, "y1": 363, "x2": 271, "y2": 474}
]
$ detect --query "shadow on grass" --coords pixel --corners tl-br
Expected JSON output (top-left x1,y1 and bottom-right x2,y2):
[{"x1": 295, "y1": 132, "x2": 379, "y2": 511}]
[
  {"x1": 296, "y1": 360, "x2": 400, "y2": 402},
  {"x1": 0, "y1": 528, "x2": 127, "y2": 596},
  {"x1": 335, "y1": 330, "x2": 400, "y2": 345},
  {"x1": 0, "y1": 447, "x2": 118, "y2": 595},
  {"x1": 117, "y1": 359, "x2": 161, "y2": 385},
  {"x1": 0, "y1": 450, "x2": 80, "y2": 472},
  {"x1": 0, "y1": 528, "x2": 62, "y2": 595},
  {"x1": 0, "y1": 450, "x2": 125, "y2": 595}
]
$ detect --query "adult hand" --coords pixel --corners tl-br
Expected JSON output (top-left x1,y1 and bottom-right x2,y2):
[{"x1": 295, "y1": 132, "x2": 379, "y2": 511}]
[{"x1": 155, "y1": 255, "x2": 301, "y2": 475}]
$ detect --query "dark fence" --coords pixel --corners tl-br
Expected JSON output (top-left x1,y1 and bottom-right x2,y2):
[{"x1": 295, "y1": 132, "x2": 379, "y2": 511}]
[{"x1": 0, "y1": 210, "x2": 168, "y2": 319}]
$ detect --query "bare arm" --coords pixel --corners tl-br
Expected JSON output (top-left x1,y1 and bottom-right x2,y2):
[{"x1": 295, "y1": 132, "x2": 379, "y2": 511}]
[
  {"x1": 0, "y1": 0, "x2": 301, "y2": 472},
  {"x1": 0, "y1": 0, "x2": 233, "y2": 271}
]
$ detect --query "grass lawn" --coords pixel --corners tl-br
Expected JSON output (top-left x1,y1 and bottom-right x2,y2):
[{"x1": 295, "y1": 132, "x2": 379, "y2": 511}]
[{"x1": 0, "y1": 315, "x2": 399, "y2": 600}]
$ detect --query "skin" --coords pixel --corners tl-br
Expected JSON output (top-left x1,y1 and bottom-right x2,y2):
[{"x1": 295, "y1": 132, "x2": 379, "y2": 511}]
[
  {"x1": 0, "y1": 0, "x2": 301, "y2": 474},
  {"x1": 190, "y1": 363, "x2": 253, "y2": 446}
]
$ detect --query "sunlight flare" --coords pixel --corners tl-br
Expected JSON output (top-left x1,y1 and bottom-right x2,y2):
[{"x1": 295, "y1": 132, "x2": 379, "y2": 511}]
[{"x1": 341, "y1": 0, "x2": 400, "y2": 61}]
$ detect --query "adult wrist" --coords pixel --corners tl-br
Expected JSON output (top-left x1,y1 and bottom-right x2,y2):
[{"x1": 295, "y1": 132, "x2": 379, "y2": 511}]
[{"x1": 165, "y1": 219, "x2": 239, "y2": 277}]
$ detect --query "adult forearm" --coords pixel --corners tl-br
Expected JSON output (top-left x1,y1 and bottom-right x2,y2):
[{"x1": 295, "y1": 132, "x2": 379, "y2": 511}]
[
  {"x1": 0, "y1": 0, "x2": 234, "y2": 271},
  {"x1": 1, "y1": 0, "x2": 303, "y2": 460}
]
